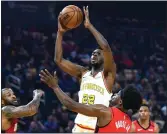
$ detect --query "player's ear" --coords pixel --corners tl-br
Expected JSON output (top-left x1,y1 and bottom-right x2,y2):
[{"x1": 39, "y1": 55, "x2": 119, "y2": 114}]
[
  {"x1": 119, "y1": 99, "x2": 122, "y2": 105},
  {"x1": 58, "y1": 12, "x2": 62, "y2": 20},
  {"x1": 2, "y1": 99, "x2": 5, "y2": 106},
  {"x1": 54, "y1": 71, "x2": 57, "y2": 78}
]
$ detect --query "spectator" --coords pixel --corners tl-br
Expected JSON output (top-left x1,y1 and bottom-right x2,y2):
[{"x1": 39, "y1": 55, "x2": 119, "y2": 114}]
[{"x1": 44, "y1": 115, "x2": 58, "y2": 132}]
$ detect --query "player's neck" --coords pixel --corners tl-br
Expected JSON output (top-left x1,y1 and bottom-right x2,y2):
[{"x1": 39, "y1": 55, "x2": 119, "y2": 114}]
[
  {"x1": 91, "y1": 66, "x2": 103, "y2": 75},
  {"x1": 138, "y1": 118, "x2": 150, "y2": 125},
  {"x1": 116, "y1": 105, "x2": 125, "y2": 112}
]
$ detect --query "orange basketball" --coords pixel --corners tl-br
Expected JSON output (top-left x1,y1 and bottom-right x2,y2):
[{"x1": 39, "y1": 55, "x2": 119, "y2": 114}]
[{"x1": 59, "y1": 5, "x2": 83, "y2": 29}]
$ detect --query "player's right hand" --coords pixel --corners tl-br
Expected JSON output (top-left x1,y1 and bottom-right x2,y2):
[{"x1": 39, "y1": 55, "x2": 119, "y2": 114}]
[
  {"x1": 33, "y1": 89, "x2": 44, "y2": 98},
  {"x1": 58, "y1": 13, "x2": 68, "y2": 33},
  {"x1": 83, "y1": 6, "x2": 91, "y2": 28},
  {"x1": 39, "y1": 69, "x2": 59, "y2": 89}
]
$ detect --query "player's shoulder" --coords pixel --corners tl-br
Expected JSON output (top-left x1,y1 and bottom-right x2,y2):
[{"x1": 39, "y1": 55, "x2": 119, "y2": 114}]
[
  {"x1": 2, "y1": 105, "x2": 17, "y2": 119},
  {"x1": 151, "y1": 121, "x2": 158, "y2": 127},
  {"x1": 81, "y1": 66, "x2": 89, "y2": 72},
  {"x1": 2, "y1": 105, "x2": 16, "y2": 113},
  {"x1": 131, "y1": 120, "x2": 138, "y2": 128},
  {"x1": 110, "y1": 107, "x2": 120, "y2": 112},
  {"x1": 152, "y1": 121, "x2": 159, "y2": 133},
  {"x1": 110, "y1": 107, "x2": 126, "y2": 116},
  {"x1": 94, "y1": 104, "x2": 108, "y2": 109},
  {"x1": 111, "y1": 106, "x2": 124, "y2": 112},
  {"x1": 81, "y1": 70, "x2": 90, "y2": 76},
  {"x1": 132, "y1": 120, "x2": 138, "y2": 124},
  {"x1": 75, "y1": 65, "x2": 88, "y2": 77}
]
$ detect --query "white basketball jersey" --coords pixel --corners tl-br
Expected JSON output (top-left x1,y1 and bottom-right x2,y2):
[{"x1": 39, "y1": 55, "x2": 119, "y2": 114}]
[{"x1": 74, "y1": 71, "x2": 112, "y2": 129}]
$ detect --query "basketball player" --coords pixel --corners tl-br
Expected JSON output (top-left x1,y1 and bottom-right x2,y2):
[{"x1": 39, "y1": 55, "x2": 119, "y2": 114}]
[
  {"x1": 130, "y1": 104, "x2": 159, "y2": 133},
  {"x1": 2, "y1": 88, "x2": 44, "y2": 133},
  {"x1": 39, "y1": 69, "x2": 142, "y2": 133},
  {"x1": 55, "y1": 6, "x2": 116, "y2": 132}
]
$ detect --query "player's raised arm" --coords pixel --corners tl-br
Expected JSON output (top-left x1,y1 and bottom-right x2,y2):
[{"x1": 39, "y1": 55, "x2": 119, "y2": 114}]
[
  {"x1": 39, "y1": 69, "x2": 109, "y2": 117},
  {"x1": 83, "y1": 6, "x2": 116, "y2": 78},
  {"x1": 2, "y1": 90, "x2": 43, "y2": 118},
  {"x1": 54, "y1": 15, "x2": 87, "y2": 80}
]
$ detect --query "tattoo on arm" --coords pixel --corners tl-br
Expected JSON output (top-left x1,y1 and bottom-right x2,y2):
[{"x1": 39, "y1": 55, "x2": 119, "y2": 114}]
[{"x1": 2, "y1": 96, "x2": 41, "y2": 118}]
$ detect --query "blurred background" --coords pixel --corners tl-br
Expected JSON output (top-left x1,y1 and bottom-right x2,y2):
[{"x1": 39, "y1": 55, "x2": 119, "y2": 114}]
[{"x1": 1, "y1": 1, "x2": 167, "y2": 133}]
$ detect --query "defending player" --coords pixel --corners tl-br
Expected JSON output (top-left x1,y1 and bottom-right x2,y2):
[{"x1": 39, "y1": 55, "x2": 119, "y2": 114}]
[
  {"x1": 55, "y1": 6, "x2": 116, "y2": 132},
  {"x1": 39, "y1": 69, "x2": 142, "y2": 133},
  {"x1": 130, "y1": 104, "x2": 159, "y2": 133},
  {"x1": 2, "y1": 88, "x2": 44, "y2": 133}
]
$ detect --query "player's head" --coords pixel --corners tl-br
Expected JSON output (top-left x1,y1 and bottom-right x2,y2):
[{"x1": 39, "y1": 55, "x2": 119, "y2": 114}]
[
  {"x1": 2, "y1": 88, "x2": 19, "y2": 106},
  {"x1": 110, "y1": 85, "x2": 122, "y2": 106},
  {"x1": 90, "y1": 47, "x2": 104, "y2": 67},
  {"x1": 139, "y1": 104, "x2": 150, "y2": 120},
  {"x1": 110, "y1": 84, "x2": 142, "y2": 113}
]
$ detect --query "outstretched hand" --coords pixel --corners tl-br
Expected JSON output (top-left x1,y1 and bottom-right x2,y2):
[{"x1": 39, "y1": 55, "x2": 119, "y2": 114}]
[
  {"x1": 33, "y1": 89, "x2": 44, "y2": 98},
  {"x1": 58, "y1": 13, "x2": 68, "y2": 33},
  {"x1": 83, "y1": 6, "x2": 91, "y2": 28},
  {"x1": 39, "y1": 69, "x2": 59, "y2": 89}
]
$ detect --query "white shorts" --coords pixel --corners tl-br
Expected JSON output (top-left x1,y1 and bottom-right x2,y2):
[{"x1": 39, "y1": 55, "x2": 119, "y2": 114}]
[{"x1": 72, "y1": 124, "x2": 95, "y2": 133}]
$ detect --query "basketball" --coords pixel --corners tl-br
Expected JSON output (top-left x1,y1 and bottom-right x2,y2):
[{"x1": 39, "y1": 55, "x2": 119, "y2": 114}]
[{"x1": 59, "y1": 5, "x2": 83, "y2": 29}]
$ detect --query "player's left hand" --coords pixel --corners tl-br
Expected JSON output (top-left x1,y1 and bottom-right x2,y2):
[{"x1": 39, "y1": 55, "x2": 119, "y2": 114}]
[
  {"x1": 33, "y1": 89, "x2": 44, "y2": 98},
  {"x1": 83, "y1": 6, "x2": 91, "y2": 28},
  {"x1": 39, "y1": 69, "x2": 59, "y2": 89}
]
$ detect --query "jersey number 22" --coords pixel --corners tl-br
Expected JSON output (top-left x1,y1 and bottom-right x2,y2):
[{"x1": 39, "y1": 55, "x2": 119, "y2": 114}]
[{"x1": 82, "y1": 94, "x2": 95, "y2": 105}]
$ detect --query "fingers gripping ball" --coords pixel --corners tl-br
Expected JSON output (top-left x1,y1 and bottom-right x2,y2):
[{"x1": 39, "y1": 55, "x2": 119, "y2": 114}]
[{"x1": 59, "y1": 5, "x2": 83, "y2": 29}]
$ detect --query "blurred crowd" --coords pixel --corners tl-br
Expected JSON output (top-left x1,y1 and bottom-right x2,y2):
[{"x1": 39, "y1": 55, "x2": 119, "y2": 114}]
[{"x1": 2, "y1": 9, "x2": 167, "y2": 133}]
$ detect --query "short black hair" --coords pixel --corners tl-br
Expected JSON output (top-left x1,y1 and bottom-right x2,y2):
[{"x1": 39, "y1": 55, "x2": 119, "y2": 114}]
[
  {"x1": 140, "y1": 104, "x2": 150, "y2": 111},
  {"x1": 2, "y1": 88, "x2": 9, "y2": 100},
  {"x1": 2, "y1": 88, "x2": 9, "y2": 91},
  {"x1": 2, "y1": 88, "x2": 11, "y2": 95},
  {"x1": 121, "y1": 84, "x2": 142, "y2": 113}
]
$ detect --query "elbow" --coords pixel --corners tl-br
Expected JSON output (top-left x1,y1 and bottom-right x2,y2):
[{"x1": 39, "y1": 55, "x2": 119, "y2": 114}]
[
  {"x1": 30, "y1": 111, "x2": 37, "y2": 116},
  {"x1": 54, "y1": 54, "x2": 63, "y2": 65},
  {"x1": 54, "y1": 55, "x2": 58, "y2": 63},
  {"x1": 54, "y1": 51, "x2": 63, "y2": 65},
  {"x1": 34, "y1": 108, "x2": 38, "y2": 115},
  {"x1": 54, "y1": 57, "x2": 61, "y2": 65},
  {"x1": 101, "y1": 43, "x2": 110, "y2": 51},
  {"x1": 29, "y1": 108, "x2": 38, "y2": 116},
  {"x1": 54, "y1": 58, "x2": 58, "y2": 63}
]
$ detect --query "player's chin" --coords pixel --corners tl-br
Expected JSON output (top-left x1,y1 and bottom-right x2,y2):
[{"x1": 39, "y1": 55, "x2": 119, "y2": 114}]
[
  {"x1": 12, "y1": 100, "x2": 19, "y2": 106},
  {"x1": 91, "y1": 61, "x2": 98, "y2": 65},
  {"x1": 140, "y1": 116, "x2": 146, "y2": 119},
  {"x1": 109, "y1": 99, "x2": 117, "y2": 106}
]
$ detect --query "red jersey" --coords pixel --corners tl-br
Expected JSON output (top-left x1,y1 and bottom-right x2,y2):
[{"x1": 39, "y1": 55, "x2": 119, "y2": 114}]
[
  {"x1": 5, "y1": 118, "x2": 18, "y2": 133},
  {"x1": 98, "y1": 107, "x2": 132, "y2": 133},
  {"x1": 132, "y1": 120, "x2": 156, "y2": 133}
]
